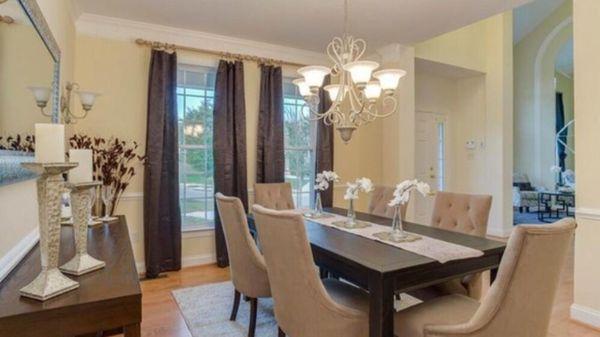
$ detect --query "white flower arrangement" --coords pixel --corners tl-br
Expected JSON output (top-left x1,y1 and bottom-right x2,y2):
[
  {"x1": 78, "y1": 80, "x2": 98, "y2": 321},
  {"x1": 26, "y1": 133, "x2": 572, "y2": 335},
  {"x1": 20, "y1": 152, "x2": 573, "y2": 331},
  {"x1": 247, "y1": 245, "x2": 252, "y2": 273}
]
[
  {"x1": 388, "y1": 179, "x2": 431, "y2": 207},
  {"x1": 315, "y1": 170, "x2": 340, "y2": 191},
  {"x1": 344, "y1": 177, "x2": 374, "y2": 200}
]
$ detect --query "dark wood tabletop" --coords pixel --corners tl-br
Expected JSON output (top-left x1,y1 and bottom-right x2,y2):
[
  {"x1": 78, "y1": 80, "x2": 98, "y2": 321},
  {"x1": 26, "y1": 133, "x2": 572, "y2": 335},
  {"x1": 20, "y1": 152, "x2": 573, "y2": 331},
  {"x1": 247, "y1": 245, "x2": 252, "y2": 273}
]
[
  {"x1": 248, "y1": 207, "x2": 506, "y2": 337},
  {"x1": 0, "y1": 216, "x2": 141, "y2": 337}
]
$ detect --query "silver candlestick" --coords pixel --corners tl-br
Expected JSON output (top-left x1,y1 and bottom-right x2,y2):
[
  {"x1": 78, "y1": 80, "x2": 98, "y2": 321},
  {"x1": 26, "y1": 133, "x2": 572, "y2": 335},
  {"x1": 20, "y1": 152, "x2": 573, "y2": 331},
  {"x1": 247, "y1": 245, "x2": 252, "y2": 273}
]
[
  {"x1": 20, "y1": 162, "x2": 79, "y2": 301},
  {"x1": 60, "y1": 181, "x2": 105, "y2": 276}
]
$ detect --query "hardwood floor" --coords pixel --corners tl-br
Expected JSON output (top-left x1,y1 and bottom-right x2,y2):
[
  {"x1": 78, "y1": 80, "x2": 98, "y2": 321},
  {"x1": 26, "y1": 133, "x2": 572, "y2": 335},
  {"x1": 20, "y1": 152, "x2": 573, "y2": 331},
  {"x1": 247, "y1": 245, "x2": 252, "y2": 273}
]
[{"x1": 130, "y1": 251, "x2": 598, "y2": 337}]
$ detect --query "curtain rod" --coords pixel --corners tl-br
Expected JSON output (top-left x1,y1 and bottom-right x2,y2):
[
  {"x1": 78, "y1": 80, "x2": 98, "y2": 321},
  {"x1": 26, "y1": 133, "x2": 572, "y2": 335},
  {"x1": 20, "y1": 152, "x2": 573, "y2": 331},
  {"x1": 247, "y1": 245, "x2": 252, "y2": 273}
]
[{"x1": 135, "y1": 38, "x2": 306, "y2": 68}]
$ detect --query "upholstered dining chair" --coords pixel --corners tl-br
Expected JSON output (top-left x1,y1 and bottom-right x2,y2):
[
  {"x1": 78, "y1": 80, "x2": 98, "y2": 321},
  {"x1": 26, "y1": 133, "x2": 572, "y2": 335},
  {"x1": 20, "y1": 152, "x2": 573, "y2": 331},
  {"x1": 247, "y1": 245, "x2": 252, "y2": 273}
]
[
  {"x1": 215, "y1": 193, "x2": 271, "y2": 337},
  {"x1": 253, "y1": 182, "x2": 295, "y2": 210},
  {"x1": 428, "y1": 191, "x2": 493, "y2": 299},
  {"x1": 252, "y1": 205, "x2": 369, "y2": 337},
  {"x1": 394, "y1": 218, "x2": 576, "y2": 337},
  {"x1": 369, "y1": 185, "x2": 407, "y2": 219}
]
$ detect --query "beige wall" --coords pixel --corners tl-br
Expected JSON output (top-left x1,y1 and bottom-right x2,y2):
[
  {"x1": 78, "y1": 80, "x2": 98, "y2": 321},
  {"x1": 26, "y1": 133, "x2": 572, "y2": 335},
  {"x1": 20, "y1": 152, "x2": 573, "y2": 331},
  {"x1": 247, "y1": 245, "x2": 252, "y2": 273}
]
[
  {"x1": 415, "y1": 69, "x2": 487, "y2": 196},
  {"x1": 414, "y1": 13, "x2": 514, "y2": 237},
  {"x1": 572, "y1": 0, "x2": 600, "y2": 328},
  {"x1": 513, "y1": 1, "x2": 572, "y2": 189},
  {"x1": 0, "y1": 0, "x2": 76, "y2": 276}
]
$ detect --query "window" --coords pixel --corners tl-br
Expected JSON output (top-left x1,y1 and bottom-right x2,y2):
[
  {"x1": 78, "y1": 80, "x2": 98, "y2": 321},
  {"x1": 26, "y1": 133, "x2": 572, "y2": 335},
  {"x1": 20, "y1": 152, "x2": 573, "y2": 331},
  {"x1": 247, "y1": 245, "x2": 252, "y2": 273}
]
[
  {"x1": 177, "y1": 64, "x2": 216, "y2": 231},
  {"x1": 283, "y1": 77, "x2": 316, "y2": 208}
]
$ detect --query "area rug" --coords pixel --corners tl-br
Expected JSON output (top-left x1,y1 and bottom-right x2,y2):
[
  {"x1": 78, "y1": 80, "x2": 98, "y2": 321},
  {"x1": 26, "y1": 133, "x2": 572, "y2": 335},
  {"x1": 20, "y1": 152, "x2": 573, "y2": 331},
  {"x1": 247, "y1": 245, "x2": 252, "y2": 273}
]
[{"x1": 172, "y1": 281, "x2": 422, "y2": 337}]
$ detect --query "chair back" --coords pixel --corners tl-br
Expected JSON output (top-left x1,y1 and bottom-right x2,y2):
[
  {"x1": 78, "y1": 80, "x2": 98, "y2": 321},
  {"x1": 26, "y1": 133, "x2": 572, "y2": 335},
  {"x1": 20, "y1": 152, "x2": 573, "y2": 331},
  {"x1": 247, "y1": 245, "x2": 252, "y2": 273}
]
[
  {"x1": 215, "y1": 193, "x2": 270, "y2": 298},
  {"x1": 252, "y1": 205, "x2": 366, "y2": 337},
  {"x1": 462, "y1": 219, "x2": 576, "y2": 337},
  {"x1": 254, "y1": 182, "x2": 295, "y2": 210},
  {"x1": 368, "y1": 185, "x2": 407, "y2": 219},
  {"x1": 431, "y1": 191, "x2": 492, "y2": 237}
]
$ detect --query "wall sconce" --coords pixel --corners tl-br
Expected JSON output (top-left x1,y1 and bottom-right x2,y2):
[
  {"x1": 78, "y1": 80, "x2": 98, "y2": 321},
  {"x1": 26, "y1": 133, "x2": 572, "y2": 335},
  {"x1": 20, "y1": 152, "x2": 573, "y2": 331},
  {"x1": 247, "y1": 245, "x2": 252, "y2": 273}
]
[
  {"x1": 184, "y1": 123, "x2": 204, "y2": 138},
  {"x1": 29, "y1": 82, "x2": 100, "y2": 124}
]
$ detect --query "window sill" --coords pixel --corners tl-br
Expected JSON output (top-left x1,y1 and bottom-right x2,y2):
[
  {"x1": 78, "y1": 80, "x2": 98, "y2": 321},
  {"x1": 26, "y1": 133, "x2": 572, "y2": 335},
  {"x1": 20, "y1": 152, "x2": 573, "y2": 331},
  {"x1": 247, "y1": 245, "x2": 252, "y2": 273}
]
[{"x1": 182, "y1": 226, "x2": 215, "y2": 239}]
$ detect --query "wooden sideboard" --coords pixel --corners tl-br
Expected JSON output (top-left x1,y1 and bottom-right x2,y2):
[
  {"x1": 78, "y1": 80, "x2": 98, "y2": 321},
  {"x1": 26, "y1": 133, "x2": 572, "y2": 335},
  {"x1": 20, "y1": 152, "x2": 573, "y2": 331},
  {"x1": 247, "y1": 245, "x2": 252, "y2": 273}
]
[{"x1": 0, "y1": 216, "x2": 141, "y2": 337}]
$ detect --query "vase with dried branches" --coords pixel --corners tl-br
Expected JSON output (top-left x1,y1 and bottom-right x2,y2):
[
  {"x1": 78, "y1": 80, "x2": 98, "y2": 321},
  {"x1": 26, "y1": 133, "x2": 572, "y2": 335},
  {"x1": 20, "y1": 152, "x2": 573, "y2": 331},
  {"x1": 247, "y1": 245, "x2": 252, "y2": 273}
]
[
  {"x1": 0, "y1": 134, "x2": 35, "y2": 152},
  {"x1": 70, "y1": 134, "x2": 145, "y2": 216}
]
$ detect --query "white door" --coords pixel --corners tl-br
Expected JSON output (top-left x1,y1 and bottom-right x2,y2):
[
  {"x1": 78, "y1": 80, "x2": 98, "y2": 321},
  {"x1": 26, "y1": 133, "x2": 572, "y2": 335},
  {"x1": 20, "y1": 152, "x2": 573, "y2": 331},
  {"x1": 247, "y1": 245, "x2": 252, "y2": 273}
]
[{"x1": 415, "y1": 111, "x2": 446, "y2": 224}]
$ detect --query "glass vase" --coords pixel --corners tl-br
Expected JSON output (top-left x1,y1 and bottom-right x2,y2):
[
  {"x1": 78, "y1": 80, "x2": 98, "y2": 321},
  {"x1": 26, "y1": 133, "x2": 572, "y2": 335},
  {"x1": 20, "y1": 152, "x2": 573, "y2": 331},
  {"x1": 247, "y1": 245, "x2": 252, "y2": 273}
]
[
  {"x1": 315, "y1": 192, "x2": 324, "y2": 216},
  {"x1": 346, "y1": 198, "x2": 357, "y2": 226},
  {"x1": 391, "y1": 206, "x2": 408, "y2": 240}
]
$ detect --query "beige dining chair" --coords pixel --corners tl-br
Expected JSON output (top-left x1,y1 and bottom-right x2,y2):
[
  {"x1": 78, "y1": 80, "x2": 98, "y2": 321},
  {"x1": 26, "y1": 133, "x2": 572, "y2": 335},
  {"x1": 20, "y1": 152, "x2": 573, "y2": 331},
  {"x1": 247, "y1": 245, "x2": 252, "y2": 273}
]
[
  {"x1": 252, "y1": 204, "x2": 369, "y2": 337},
  {"x1": 369, "y1": 185, "x2": 407, "y2": 219},
  {"x1": 429, "y1": 191, "x2": 493, "y2": 299},
  {"x1": 254, "y1": 182, "x2": 295, "y2": 210},
  {"x1": 215, "y1": 193, "x2": 271, "y2": 337},
  {"x1": 394, "y1": 218, "x2": 576, "y2": 337}
]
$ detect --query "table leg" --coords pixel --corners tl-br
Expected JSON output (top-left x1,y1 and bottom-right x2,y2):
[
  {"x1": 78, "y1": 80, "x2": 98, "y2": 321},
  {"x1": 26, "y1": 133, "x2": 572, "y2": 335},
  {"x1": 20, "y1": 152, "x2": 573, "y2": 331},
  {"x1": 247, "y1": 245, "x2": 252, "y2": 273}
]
[
  {"x1": 368, "y1": 274, "x2": 394, "y2": 337},
  {"x1": 124, "y1": 323, "x2": 141, "y2": 337}
]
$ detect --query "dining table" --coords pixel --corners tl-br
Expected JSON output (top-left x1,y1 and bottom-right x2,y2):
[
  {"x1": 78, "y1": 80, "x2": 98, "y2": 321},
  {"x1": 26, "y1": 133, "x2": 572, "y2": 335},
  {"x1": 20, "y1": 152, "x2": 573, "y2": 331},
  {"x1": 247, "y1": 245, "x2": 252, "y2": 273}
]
[{"x1": 247, "y1": 207, "x2": 506, "y2": 337}]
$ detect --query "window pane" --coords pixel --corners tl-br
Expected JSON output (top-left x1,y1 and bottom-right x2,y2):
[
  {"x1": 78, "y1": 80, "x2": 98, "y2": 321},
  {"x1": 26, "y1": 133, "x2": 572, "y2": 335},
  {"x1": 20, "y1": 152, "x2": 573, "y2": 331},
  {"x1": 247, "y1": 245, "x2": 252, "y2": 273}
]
[
  {"x1": 178, "y1": 64, "x2": 216, "y2": 230},
  {"x1": 283, "y1": 77, "x2": 315, "y2": 209}
]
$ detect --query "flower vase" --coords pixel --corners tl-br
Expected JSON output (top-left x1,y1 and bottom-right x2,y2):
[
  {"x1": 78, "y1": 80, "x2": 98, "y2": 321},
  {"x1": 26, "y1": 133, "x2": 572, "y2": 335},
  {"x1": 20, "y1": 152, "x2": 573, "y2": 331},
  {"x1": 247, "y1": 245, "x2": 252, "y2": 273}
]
[
  {"x1": 346, "y1": 199, "x2": 357, "y2": 226},
  {"x1": 315, "y1": 192, "x2": 324, "y2": 216},
  {"x1": 390, "y1": 206, "x2": 408, "y2": 240}
]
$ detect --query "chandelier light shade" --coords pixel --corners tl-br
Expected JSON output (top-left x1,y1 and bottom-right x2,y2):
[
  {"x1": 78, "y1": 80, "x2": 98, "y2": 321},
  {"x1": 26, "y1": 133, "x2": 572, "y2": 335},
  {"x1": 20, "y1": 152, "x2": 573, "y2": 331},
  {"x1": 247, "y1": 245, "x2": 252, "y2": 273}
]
[
  {"x1": 373, "y1": 69, "x2": 407, "y2": 91},
  {"x1": 297, "y1": 65, "x2": 330, "y2": 89},
  {"x1": 292, "y1": 78, "x2": 311, "y2": 97},
  {"x1": 293, "y1": 0, "x2": 407, "y2": 143},
  {"x1": 343, "y1": 61, "x2": 379, "y2": 86}
]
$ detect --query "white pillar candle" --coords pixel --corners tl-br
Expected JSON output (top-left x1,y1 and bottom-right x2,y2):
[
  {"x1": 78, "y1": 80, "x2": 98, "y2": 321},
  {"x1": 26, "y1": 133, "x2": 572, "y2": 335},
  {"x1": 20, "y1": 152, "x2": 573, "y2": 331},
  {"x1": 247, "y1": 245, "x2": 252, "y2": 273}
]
[
  {"x1": 68, "y1": 149, "x2": 93, "y2": 183},
  {"x1": 34, "y1": 123, "x2": 65, "y2": 163}
]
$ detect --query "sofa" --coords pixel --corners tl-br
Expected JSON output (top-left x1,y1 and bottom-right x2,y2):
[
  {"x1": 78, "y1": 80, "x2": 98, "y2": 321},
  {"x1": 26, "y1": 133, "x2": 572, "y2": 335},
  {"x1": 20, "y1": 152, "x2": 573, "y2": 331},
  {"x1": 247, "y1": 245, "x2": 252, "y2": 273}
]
[{"x1": 513, "y1": 173, "x2": 542, "y2": 213}]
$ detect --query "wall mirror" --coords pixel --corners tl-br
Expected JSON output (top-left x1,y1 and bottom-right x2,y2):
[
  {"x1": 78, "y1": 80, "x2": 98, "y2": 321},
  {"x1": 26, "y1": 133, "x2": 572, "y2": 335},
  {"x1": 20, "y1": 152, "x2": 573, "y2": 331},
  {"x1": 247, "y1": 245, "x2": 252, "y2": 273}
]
[{"x1": 0, "y1": 0, "x2": 60, "y2": 185}]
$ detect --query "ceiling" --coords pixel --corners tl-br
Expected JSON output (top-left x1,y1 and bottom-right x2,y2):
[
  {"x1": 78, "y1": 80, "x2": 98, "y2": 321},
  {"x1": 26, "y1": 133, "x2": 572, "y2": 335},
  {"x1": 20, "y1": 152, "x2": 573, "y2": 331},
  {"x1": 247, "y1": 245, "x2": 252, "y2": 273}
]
[
  {"x1": 513, "y1": 0, "x2": 566, "y2": 43},
  {"x1": 74, "y1": 0, "x2": 531, "y2": 53}
]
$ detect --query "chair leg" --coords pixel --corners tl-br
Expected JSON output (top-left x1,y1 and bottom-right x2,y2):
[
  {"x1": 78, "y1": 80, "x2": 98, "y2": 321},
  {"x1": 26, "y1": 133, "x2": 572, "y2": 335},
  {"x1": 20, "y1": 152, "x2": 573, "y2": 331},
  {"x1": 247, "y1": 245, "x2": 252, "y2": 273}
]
[
  {"x1": 248, "y1": 298, "x2": 258, "y2": 337},
  {"x1": 230, "y1": 290, "x2": 241, "y2": 321},
  {"x1": 278, "y1": 326, "x2": 286, "y2": 337}
]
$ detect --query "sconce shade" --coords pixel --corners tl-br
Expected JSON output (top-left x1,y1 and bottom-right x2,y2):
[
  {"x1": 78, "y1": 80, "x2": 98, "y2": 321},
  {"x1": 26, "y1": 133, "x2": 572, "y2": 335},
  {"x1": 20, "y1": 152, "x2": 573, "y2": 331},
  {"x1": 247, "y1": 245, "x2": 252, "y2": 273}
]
[
  {"x1": 343, "y1": 61, "x2": 379, "y2": 85},
  {"x1": 373, "y1": 69, "x2": 406, "y2": 90},
  {"x1": 76, "y1": 91, "x2": 100, "y2": 110},
  {"x1": 28, "y1": 86, "x2": 51, "y2": 106},
  {"x1": 292, "y1": 78, "x2": 311, "y2": 97},
  {"x1": 297, "y1": 66, "x2": 330, "y2": 88}
]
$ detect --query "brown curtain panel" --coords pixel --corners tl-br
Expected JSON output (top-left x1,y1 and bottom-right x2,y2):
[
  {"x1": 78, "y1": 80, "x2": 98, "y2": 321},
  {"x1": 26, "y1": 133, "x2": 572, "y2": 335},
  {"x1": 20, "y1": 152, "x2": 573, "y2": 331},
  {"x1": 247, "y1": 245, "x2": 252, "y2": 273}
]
[
  {"x1": 213, "y1": 60, "x2": 248, "y2": 268},
  {"x1": 315, "y1": 75, "x2": 334, "y2": 207},
  {"x1": 256, "y1": 65, "x2": 285, "y2": 183},
  {"x1": 143, "y1": 49, "x2": 181, "y2": 278}
]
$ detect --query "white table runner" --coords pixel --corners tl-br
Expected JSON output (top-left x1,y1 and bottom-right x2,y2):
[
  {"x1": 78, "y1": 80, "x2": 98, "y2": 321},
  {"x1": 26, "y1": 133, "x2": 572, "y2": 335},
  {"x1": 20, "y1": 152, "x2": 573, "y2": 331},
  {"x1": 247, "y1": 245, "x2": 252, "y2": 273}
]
[{"x1": 305, "y1": 212, "x2": 483, "y2": 264}]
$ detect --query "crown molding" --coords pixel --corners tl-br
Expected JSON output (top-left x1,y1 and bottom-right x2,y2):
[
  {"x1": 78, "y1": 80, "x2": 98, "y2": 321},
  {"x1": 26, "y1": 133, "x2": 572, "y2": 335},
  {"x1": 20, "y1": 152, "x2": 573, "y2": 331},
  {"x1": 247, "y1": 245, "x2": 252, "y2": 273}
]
[{"x1": 75, "y1": 13, "x2": 328, "y2": 67}]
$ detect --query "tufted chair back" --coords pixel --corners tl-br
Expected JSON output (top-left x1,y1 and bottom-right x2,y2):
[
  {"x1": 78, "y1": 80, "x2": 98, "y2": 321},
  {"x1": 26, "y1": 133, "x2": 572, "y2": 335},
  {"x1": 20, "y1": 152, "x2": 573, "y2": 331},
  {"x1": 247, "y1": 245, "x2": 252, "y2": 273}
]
[
  {"x1": 430, "y1": 191, "x2": 492, "y2": 237},
  {"x1": 254, "y1": 183, "x2": 295, "y2": 210},
  {"x1": 368, "y1": 185, "x2": 407, "y2": 219},
  {"x1": 215, "y1": 193, "x2": 271, "y2": 298}
]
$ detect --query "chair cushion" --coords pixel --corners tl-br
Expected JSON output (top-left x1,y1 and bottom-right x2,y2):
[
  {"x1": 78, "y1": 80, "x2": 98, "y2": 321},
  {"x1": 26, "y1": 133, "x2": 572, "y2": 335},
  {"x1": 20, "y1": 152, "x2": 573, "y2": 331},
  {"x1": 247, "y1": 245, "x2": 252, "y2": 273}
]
[
  {"x1": 394, "y1": 294, "x2": 479, "y2": 337},
  {"x1": 322, "y1": 279, "x2": 369, "y2": 314}
]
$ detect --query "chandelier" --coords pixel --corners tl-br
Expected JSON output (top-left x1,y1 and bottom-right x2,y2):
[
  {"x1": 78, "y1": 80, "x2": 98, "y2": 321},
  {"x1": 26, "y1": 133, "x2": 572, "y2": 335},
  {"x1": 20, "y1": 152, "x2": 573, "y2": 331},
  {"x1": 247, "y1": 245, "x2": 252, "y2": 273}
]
[{"x1": 293, "y1": 0, "x2": 406, "y2": 143}]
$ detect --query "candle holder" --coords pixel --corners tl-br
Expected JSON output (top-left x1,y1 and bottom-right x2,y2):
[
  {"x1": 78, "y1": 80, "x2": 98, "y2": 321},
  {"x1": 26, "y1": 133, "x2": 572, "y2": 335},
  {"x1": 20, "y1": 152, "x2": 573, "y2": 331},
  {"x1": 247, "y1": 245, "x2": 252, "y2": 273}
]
[
  {"x1": 60, "y1": 181, "x2": 105, "y2": 276},
  {"x1": 20, "y1": 162, "x2": 79, "y2": 301}
]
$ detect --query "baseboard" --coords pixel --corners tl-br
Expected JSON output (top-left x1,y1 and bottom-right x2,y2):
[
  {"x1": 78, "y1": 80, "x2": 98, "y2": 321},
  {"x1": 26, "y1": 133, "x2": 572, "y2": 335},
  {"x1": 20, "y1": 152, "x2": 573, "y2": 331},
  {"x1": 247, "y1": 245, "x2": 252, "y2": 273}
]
[
  {"x1": 135, "y1": 253, "x2": 216, "y2": 274},
  {"x1": 0, "y1": 228, "x2": 39, "y2": 282},
  {"x1": 571, "y1": 304, "x2": 600, "y2": 329}
]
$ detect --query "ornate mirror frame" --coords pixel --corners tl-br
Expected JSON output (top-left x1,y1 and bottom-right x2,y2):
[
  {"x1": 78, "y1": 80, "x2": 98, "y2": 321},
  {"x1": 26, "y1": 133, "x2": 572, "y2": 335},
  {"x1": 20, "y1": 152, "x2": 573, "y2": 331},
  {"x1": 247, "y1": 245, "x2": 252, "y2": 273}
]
[{"x1": 0, "y1": 0, "x2": 61, "y2": 186}]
